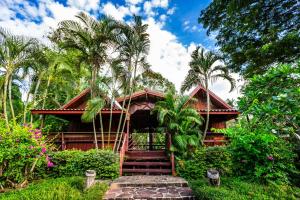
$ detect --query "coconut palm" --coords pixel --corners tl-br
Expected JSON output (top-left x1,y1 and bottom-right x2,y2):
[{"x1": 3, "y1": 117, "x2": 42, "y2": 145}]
[
  {"x1": 115, "y1": 15, "x2": 150, "y2": 150},
  {"x1": 181, "y1": 47, "x2": 235, "y2": 144},
  {"x1": 153, "y1": 92, "x2": 203, "y2": 156},
  {"x1": 0, "y1": 27, "x2": 37, "y2": 128},
  {"x1": 51, "y1": 12, "x2": 119, "y2": 149}
]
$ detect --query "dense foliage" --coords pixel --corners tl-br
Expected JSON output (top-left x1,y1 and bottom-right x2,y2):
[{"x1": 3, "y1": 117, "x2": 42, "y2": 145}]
[
  {"x1": 176, "y1": 146, "x2": 232, "y2": 180},
  {"x1": 0, "y1": 121, "x2": 51, "y2": 188},
  {"x1": 199, "y1": 0, "x2": 300, "y2": 76},
  {"x1": 0, "y1": 177, "x2": 108, "y2": 200},
  {"x1": 46, "y1": 150, "x2": 119, "y2": 179},
  {"x1": 190, "y1": 177, "x2": 300, "y2": 200},
  {"x1": 239, "y1": 63, "x2": 300, "y2": 139},
  {"x1": 224, "y1": 122, "x2": 296, "y2": 184},
  {"x1": 153, "y1": 92, "x2": 203, "y2": 156}
]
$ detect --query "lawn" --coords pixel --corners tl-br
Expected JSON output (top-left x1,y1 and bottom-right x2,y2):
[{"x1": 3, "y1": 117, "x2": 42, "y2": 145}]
[
  {"x1": 190, "y1": 177, "x2": 300, "y2": 200},
  {"x1": 0, "y1": 177, "x2": 108, "y2": 200}
]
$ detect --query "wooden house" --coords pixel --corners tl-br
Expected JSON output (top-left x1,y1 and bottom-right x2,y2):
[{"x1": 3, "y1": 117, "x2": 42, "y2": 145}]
[{"x1": 31, "y1": 84, "x2": 239, "y2": 175}]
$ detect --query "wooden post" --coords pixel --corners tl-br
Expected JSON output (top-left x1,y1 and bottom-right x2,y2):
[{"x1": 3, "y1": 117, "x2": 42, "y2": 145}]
[
  {"x1": 40, "y1": 114, "x2": 45, "y2": 130},
  {"x1": 61, "y1": 132, "x2": 66, "y2": 150},
  {"x1": 126, "y1": 115, "x2": 130, "y2": 151}
]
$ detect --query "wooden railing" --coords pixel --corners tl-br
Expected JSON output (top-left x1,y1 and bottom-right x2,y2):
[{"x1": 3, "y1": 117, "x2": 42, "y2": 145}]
[
  {"x1": 204, "y1": 132, "x2": 228, "y2": 146},
  {"x1": 119, "y1": 132, "x2": 128, "y2": 176},
  {"x1": 46, "y1": 132, "x2": 122, "y2": 150},
  {"x1": 167, "y1": 133, "x2": 176, "y2": 176}
]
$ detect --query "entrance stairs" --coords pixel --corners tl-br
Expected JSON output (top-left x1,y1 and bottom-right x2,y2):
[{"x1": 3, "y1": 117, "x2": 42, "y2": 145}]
[{"x1": 122, "y1": 150, "x2": 172, "y2": 175}]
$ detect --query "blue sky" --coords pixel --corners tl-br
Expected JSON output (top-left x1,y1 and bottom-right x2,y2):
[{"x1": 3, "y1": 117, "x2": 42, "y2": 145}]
[{"x1": 0, "y1": 0, "x2": 241, "y2": 100}]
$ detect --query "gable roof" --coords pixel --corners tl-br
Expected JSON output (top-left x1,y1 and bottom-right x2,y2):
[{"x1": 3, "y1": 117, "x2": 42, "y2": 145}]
[
  {"x1": 61, "y1": 88, "x2": 91, "y2": 109},
  {"x1": 188, "y1": 84, "x2": 234, "y2": 109},
  {"x1": 116, "y1": 88, "x2": 165, "y2": 103}
]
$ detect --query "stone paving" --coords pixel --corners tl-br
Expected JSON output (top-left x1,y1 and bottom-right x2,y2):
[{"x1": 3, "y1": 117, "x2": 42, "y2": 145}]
[{"x1": 103, "y1": 176, "x2": 195, "y2": 200}]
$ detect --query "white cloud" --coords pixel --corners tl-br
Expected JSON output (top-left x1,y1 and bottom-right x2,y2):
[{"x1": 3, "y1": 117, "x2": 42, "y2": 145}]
[
  {"x1": 143, "y1": 0, "x2": 169, "y2": 17},
  {"x1": 0, "y1": 0, "x2": 241, "y2": 100},
  {"x1": 151, "y1": 0, "x2": 169, "y2": 8},
  {"x1": 167, "y1": 7, "x2": 176, "y2": 15},
  {"x1": 102, "y1": 2, "x2": 130, "y2": 21},
  {"x1": 67, "y1": 0, "x2": 100, "y2": 11},
  {"x1": 0, "y1": 5, "x2": 14, "y2": 20},
  {"x1": 125, "y1": 0, "x2": 143, "y2": 5}
]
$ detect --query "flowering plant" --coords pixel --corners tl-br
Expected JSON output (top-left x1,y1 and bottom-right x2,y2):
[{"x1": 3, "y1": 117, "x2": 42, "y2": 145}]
[{"x1": 0, "y1": 120, "x2": 52, "y2": 188}]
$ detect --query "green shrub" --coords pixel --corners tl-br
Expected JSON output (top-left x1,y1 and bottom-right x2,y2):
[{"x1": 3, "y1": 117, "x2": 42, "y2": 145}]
[
  {"x1": 47, "y1": 149, "x2": 119, "y2": 179},
  {"x1": 190, "y1": 177, "x2": 300, "y2": 200},
  {"x1": 0, "y1": 177, "x2": 108, "y2": 200},
  {"x1": 225, "y1": 123, "x2": 297, "y2": 184},
  {"x1": 176, "y1": 146, "x2": 232, "y2": 180},
  {"x1": 0, "y1": 121, "x2": 51, "y2": 188}
]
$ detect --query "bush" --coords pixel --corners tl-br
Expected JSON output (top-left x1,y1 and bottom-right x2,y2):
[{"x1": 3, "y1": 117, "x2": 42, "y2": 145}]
[
  {"x1": 176, "y1": 146, "x2": 232, "y2": 180},
  {"x1": 46, "y1": 149, "x2": 119, "y2": 179},
  {"x1": 190, "y1": 177, "x2": 300, "y2": 200},
  {"x1": 0, "y1": 121, "x2": 51, "y2": 188},
  {"x1": 225, "y1": 122, "x2": 297, "y2": 184},
  {"x1": 0, "y1": 177, "x2": 108, "y2": 200}
]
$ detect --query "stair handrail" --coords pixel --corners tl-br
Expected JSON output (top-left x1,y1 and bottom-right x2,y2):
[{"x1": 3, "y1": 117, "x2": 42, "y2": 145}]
[
  {"x1": 119, "y1": 132, "x2": 128, "y2": 176},
  {"x1": 167, "y1": 133, "x2": 176, "y2": 176}
]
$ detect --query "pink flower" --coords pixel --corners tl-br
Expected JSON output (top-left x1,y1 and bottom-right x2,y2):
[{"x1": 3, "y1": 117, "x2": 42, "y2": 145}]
[
  {"x1": 29, "y1": 145, "x2": 34, "y2": 149},
  {"x1": 41, "y1": 147, "x2": 47, "y2": 153},
  {"x1": 267, "y1": 156, "x2": 274, "y2": 161},
  {"x1": 47, "y1": 161, "x2": 54, "y2": 168}
]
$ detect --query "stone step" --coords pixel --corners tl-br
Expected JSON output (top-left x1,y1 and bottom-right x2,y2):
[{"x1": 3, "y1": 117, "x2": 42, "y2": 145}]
[
  {"x1": 110, "y1": 176, "x2": 189, "y2": 188},
  {"x1": 103, "y1": 186, "x2": 195, "y2": 200},
  {"x1": 104, "y1": 176, "x2": 194, "y2": 199}
]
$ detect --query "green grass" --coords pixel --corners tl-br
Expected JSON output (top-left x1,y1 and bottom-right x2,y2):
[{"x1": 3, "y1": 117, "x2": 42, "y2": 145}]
[
  {"x1": 190, "y1": 177, "x2": 300, "y2": 200},
  {"x1": 0, "y1": 177, "x2": 108, "y2": 200}
]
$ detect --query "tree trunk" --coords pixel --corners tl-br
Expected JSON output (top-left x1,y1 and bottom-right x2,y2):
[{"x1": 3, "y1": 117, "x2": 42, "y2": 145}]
[
  {"x1": 99, "y1": 113, "x2": 104, "y2": 149},
  {"x1": 8, "y1": 76, "x2": 16, "y2": 126},
  {"x1": 90, "y1": 69, "x2": 99, "y2": 150},
  {"x1": 117, "y1": 58, "x2": 139, "y2": 151},
  {"x1": 202, "y1": 81, "x2": 210, "y2": 145},
  {"x1": 24, "y1": 73, "x2": 43, "y2": 124},
  {"x1": 36, "y1": 74, "x2": 51, "y2": 124},
  {"x1": 3, "y1": 72, "x2": 10, "y2": 129},
  {"x1": 92, "y1": 118, "x2": 98, "y2": 149},
  {"x1": 113, "y1": 86, "x2": 128, "y2": 152}
]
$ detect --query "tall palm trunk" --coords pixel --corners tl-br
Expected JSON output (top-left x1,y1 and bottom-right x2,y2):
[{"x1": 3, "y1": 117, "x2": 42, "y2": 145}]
[
  {"x1": 36, "y1": 74, "x2": 51, "y2": 124},
  {"x1": 91, "y1": 69, "x2": 99, "y2": 150},
  {"x1": 202, "y1": 79, "x2": 210, "y2": 145},
  {"x1": 117, "y1": 59, "x2": 139, "y2": 151},
  {"x1": 92, "y1": 118, "x2": 98, "y2": 149},
  {"x1": 3, "y1": 72, "x2": 10, "y2": 129},
  {"x1": 24, "y1": 73, "x2": 43, "y2": 124},
  {"x1": 99, "y1": 113, "x2": 104, "y2": 149},
  {"x1": 8, "y1": 76, "x2": 16, "y2": 126},
  {"x1": 107, "y1": 95, "x2": 114, "y2": 149},
  {"x1": 113, "y1": 85, "x2": 128, "y2": 151}
]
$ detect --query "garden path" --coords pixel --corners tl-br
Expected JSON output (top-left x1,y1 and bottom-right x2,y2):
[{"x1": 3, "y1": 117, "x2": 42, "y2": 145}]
[{"x1": 103, "y1": 175, "x2": 195, "y2": 200}]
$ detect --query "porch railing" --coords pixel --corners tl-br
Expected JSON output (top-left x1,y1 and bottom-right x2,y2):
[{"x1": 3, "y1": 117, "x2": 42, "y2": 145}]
[
  {"x1": 119, "y1": 132, "x2": 128, "y2": 176},
  {"x1": 46, "y1": 132, "x2": 123, "y2": 150}
]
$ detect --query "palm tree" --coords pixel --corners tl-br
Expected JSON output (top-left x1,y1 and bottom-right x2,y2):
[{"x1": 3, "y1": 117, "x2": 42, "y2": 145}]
[
  {"x1": 181, "y1": 47, "x2": 235, "y2": 144},
  {"x1": 0, "y1": 27, "x2": 37, "y2": 128},
  {"x1": 51, "y1": 12, "x2": 118, "y2": 149},
  {"x1": 153, "y1": 92, "x2": 203, "y2": 156},
  {"x1": 115, "y1": 15, "x2": 150, "y2": 150}
]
